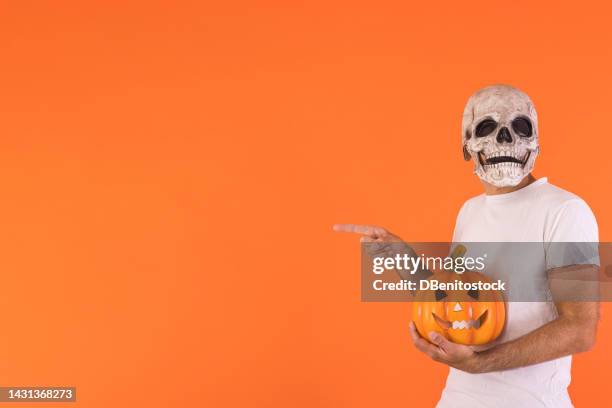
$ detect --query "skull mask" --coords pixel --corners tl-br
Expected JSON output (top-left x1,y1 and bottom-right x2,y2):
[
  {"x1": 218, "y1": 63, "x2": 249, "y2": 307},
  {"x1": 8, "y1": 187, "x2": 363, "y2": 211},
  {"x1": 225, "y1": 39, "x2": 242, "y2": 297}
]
[{"x1": 462, "y1": 85, "x2": 539, "y2": 187}]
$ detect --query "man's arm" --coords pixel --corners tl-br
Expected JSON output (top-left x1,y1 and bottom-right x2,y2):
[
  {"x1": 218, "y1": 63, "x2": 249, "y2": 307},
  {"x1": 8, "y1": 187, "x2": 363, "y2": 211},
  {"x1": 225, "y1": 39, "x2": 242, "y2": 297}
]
[
  {"x1": 409, "y1": 300, "x2": 599, "y2": 374},
  {"x1": 333, "y1": 224, "x2": 433, "y2": 281},
  {"x1": 470, "y1": 301, "x2": 598, "y2": 372}
]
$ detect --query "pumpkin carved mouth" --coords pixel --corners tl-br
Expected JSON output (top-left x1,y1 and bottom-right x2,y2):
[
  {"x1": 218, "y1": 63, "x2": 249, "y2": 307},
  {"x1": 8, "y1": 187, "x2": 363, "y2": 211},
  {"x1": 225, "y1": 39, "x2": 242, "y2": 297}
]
[{"x1": 432, "y1": 310, "x2": 488, "y2": 330}]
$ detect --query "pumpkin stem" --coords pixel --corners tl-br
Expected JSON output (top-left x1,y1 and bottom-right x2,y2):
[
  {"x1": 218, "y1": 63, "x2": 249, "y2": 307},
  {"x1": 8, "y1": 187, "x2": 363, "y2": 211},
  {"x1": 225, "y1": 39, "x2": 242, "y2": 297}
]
[{"x1": 451, "y1": 244, "x2": 467, "y2": 259}]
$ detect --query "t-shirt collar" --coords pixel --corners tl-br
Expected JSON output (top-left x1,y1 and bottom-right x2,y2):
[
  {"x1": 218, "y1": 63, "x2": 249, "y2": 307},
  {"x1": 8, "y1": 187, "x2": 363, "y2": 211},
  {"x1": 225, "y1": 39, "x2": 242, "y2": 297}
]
[{"x1": 484, "y1": 177, "x2": 548, "y2": 201}]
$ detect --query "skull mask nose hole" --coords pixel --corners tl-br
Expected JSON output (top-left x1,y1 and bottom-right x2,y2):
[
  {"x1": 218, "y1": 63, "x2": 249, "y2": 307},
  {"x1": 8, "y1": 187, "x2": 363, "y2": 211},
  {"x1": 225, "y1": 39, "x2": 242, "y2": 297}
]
[{"x1": 496, "y1": 127, "x2": 513, "y2": 144}]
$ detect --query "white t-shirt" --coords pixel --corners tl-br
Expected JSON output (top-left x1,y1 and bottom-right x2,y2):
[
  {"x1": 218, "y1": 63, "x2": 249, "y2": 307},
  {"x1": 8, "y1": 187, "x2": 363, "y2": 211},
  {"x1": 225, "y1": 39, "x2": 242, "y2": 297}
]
[{"x1": 437, "y1": 177, "x2": 599, "y2": 408}]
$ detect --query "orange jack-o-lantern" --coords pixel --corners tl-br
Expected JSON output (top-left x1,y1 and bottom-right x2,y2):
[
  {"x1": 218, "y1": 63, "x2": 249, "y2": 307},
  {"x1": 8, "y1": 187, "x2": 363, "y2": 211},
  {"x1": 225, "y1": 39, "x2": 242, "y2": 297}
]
[{"x1": 412, "y1": 269, "x2": 505, "y2": 346}]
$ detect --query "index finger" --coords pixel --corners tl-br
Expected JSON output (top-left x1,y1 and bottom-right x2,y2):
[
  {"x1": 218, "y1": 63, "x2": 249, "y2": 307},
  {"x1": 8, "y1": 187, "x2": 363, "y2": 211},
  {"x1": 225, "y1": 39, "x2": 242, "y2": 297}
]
[{"x1": 333, "y1": 224, "x2": 386, "y2": 237}]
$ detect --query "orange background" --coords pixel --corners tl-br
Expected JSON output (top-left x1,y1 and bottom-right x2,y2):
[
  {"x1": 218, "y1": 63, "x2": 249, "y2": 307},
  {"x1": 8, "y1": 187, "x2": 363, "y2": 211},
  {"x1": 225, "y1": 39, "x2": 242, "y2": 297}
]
[{"x1": 0, "y1": 1, "x2": 611, "y2": 407}]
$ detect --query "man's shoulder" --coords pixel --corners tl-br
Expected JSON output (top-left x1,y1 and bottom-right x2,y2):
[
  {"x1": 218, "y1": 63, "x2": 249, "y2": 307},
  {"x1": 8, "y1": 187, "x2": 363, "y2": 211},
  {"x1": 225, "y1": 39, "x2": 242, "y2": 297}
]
[
  {"x1": 457, "y1": 193, "x2": 485, "y2": 214},
  {"x1": 541, "y1": 182, "x2": 598, "y2": 242},
  {"x1": 537, "y1": 181, "x2": 593, "y2": 217},
  {"x1": 538, "y1": 181, "x2": 583, "y2": 205},
  {"x1": 454, "y1": 194, "x2": 488, "y2": 227}
]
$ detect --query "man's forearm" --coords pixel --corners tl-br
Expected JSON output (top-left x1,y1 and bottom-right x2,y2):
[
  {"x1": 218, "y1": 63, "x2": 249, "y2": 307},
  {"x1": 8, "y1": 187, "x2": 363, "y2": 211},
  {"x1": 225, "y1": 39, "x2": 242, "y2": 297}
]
[{"x1": 470, "y1": 304, "x2": 598, "y2": 373}]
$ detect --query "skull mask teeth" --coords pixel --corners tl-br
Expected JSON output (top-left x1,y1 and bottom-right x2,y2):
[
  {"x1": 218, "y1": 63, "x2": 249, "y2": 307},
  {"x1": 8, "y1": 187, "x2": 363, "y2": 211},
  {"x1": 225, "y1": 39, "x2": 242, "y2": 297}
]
[{"x1": 461, "y1": 85, "x2": 539, "y2": 187}]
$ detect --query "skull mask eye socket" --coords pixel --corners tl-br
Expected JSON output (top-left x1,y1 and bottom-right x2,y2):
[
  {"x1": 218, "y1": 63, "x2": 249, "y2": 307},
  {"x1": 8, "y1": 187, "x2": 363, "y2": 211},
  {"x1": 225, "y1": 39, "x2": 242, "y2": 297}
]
[
  {"x1": 511, "y1": 117, "x2": 533, "y2": 138},
  {"x1": 475, "y1": 119, "x2": 497, "y2": 138}
]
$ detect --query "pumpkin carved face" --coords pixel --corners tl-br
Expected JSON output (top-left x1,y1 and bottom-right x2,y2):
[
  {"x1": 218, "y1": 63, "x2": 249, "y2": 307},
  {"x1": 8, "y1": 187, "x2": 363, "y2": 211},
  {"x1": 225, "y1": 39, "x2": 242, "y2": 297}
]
[{"x1": 412, "y1": 270, "x2": 505, "y2": 345}]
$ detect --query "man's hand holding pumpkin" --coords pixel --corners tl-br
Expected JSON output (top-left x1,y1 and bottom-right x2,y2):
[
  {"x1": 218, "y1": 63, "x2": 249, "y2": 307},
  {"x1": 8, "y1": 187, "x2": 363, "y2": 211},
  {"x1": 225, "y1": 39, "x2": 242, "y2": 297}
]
[{"x1": 409, "y1": 321, "x2": 481, "y2": 373}]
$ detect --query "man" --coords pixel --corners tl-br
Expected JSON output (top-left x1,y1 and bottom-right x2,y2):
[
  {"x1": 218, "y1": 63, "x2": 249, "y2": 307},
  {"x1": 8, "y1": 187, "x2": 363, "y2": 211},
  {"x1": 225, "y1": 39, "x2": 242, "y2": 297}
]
[{"x1": 334, "y1": 84, "x2": 599, "y2": 407}]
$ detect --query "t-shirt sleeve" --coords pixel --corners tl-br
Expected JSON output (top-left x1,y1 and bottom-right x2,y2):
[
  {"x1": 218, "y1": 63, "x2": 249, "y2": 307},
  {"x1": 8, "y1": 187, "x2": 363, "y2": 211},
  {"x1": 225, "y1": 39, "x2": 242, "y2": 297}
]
[
  {"x1": 544, "y1": 198, "x2": 599, "y2": 269},
  {"x1": 451, "y1": 200, "x2": 470, "y2": 242}
]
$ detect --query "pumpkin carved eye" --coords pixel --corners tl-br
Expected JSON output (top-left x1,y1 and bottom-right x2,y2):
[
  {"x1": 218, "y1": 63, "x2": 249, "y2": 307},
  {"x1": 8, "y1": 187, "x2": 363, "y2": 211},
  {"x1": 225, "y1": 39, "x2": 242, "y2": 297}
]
[
  {"x1": 435, "y1": 289, "x2": 447, "y2": 301},
  {"x1": 467, "y1": 288, "x2": 479, "y2": 299}
]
